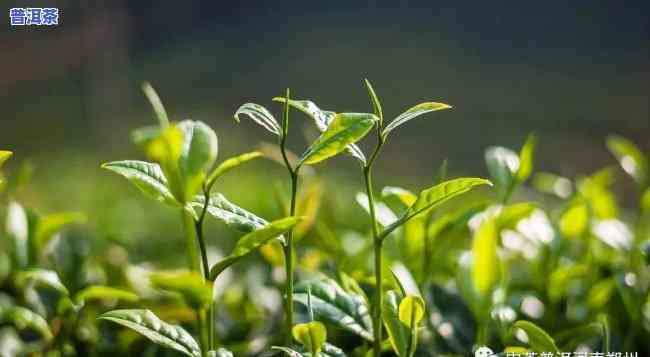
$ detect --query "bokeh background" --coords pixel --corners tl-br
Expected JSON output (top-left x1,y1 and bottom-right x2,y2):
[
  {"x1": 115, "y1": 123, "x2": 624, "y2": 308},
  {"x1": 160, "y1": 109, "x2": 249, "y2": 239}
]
[{"x1": 1, "y1": 1, "x2": 649, "y2": 264}]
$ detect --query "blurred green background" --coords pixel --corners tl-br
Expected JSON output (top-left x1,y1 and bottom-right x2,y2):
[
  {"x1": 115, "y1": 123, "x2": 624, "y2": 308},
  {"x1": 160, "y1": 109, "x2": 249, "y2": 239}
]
[{"x1": 1, "y1": 1, "x2": 648, "y2": 264}]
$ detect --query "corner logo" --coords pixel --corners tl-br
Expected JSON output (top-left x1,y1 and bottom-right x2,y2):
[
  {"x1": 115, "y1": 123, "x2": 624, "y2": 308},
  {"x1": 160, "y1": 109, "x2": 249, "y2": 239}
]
[{"x1": 475, "y1": 346, "x2": 496, "y2": 357}]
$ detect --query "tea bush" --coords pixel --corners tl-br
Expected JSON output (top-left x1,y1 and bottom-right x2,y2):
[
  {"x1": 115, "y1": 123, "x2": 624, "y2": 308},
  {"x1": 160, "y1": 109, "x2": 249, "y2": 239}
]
[{"x1": 0, "y1": 81, "x2": 648, "y2": 356}]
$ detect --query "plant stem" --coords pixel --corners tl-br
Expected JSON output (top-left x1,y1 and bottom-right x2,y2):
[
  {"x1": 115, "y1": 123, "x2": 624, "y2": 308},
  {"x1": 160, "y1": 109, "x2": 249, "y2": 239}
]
[
  {"x1": 195, "y1": 188, "x2": 216, "y2": 350},
  {"x1": 279, "y1": 88, "x2": 299, "y2": 343},
  {"x1": 364, "y1": 166, "x2": 383, "y2": 356},
  {"x1": 182, "y1": 210, "x2": 201, "y2": 273}
]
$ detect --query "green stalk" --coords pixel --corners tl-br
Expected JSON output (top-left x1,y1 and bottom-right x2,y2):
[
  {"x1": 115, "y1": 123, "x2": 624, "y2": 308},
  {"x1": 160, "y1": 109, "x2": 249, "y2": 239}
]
[
  {"x1": 279, "y1": 88, "x2": 300, "y2": 343},
  {"x1": 182, "y1": 209, "x2": 208, "y2": 356},
  {"x1": 195, "y1": 187, "x2": 215, "y2": 351}
]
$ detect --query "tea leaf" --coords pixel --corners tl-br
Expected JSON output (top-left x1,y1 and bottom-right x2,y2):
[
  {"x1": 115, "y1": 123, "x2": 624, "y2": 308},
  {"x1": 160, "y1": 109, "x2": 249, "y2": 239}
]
[
  {"x1": 513, "y1": 320, "x2": 559, "y2": 354},
  {"x1": 272, "y1": 97, "x2": 367, "y2": 165},
  {"x1": 14, "y1": 269, "x2": 69, "y2": 294},
  {"x1": 382, "y1": 178, "x2": 491, "y2": 238},
  {"x1": 271, "y1": 346, "x2": 303, "y2": 357},
  {"x1": 606, "y1": 135, "x2": 649, "y2": 187},
  {"x1": 382, "y1": 291, "x2": 408, "y2": 357},
  {"x1": 292, "y1": 321, "x2": 327, "y2": 355},
  {"x1": 33, "y1": 212, "x2": 86, "y2": 256},
  {"x1": 382, "y1": 102, "x2": 452, "y2": 139},
  {"x1": 193, "y1": 193, "x2": 269, "y2": 233},
  {"x1": 471, "y1": 218, "x2": 500, "y2": 298},
  {"x1": 0, "y1": 304, "x2": 52, "y2": 341},
  {"x1": 364, "y1": 79, "x2": 383, "y2": 125},
  {"x1": 559, "y1": 201, "x2": 588, "y2": 238},
  {"x1": 99, "y1": 309, "x2": 201, "y2": 357},
  {"x1": 208, "y1": 348, "x2": 235, "y2": 357},
  {"x1": 141, "y1": 82, "x2": 169, "y2": 128},
  {"x1": 74, "y1": 286, "x2": 139, "y2": 305},
  {"x1": 485, "y1": 146, "x2": 519, "y2": 195},
  {"x1": 398, "y1": 295, "x2": 425, "y2": 328},
  {"x1": 0, "y1": 150, "x2": 12, "y2": 169},
  {"x1": 234, "y1": 103, "x2": 282, "y2": 136},
  {"x1": 150, "y1": 271, "x2": 212, "y2": 309},
  {"x1": 516, "y1": 134, "x2": 537, "y2": 183},
  {"x1": 382, "y1": 186, "x2": 417, "y2": 207},
  {"x1": 6, "y1": 201, "x2": 29, "y2": 268},
  {"x1": 299, "y1": 113, "x2": 377, "y2": 166},
  {"x1": 102, "y1": 160, "x2": 179, "y2": 206},
  {"x1": 209, "y1": 217, "x2": 301, "y2": 279},
  {"x1": 177, "y1": 120, "x2": 219, "y2": 200},
  {"x1": 294, "y1": 277, "x2": 373, "y2": 341},
  {"x1": 206, "y1": 151, "x2": 262, "y2": 188}
]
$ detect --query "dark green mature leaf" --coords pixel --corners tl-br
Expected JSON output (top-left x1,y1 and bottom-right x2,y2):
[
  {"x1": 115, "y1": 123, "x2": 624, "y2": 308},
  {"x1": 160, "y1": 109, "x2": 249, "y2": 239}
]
[
  {"x1": 74, "y1": 285, "x2": 139, "y2": 305},
  {"x1": 14, "y1": 269, "x2": 69, "y2": 294},
  {"x1": 271, "y1": 346, "x2": 303, "y2": 357},
  {"x1": 554, "y1": 322, "x2": 604, "y2": 352},
  {"x1": 176, "y1": 120, "x2": 219, "y2": 200},
  {"x1": 299, "y1": 113, "x2": 377, "y2": 166},
  {"x1": 273, "y1": 97, "x2": 367, "y2": 165},
  {"x1": 294, "y1": 277, "x2": 373, "y2": 341},
  {"x1": 428, "y1": 284, "x2": 476, "y2": 354},
  {"x1": 102, "y1": 160, "x2": 179, "y2": 206},
  {"x1": 206, "y1": 151, "x2": 262, "y2": 188},
  {"x1": 513, "y1": 320, "x2": 559, "y2": 354},
  {"x1": 606, "y1": 135, "x2": 649, "y2": 187},
  {"x1": 141, "y1": 82, "x2": 169, "y2": 127},
  {"x1": 0, "y1": 304, "x2": 52, "y2": 341},
  {"x1": 382, "y1": 102, "x2": 452, "y2": 139},
  {"x1": 274, "y1": 343, "x2": 348, "y2": 357},
  {"x1": 99, "y1": 309, "x2": 201, "y2": 357},
  {"x1": 234, "y1": 103, "x2": 282, "y2": 136},
  {"x1": 150, "y1": 271, "x2": 212, "y2": 309},
  {"x1": 208, "y1": 348, "x2": 235, "y2": 357},
  {"x1": 194, "y1": 193, "x2": 268, "y2": 233},
  {"x1": 381, "y1": 178, "x2": 491, "y2": 239},
  {"x1": 209, "y1": 217, "x2": 301, "y2": 279}
]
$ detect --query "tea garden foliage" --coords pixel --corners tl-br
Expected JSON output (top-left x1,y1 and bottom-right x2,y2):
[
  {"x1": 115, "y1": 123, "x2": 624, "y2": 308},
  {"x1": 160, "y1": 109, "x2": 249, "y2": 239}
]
[{"x1": 0, "y1": 81, "x2": 649, "y2": 357}]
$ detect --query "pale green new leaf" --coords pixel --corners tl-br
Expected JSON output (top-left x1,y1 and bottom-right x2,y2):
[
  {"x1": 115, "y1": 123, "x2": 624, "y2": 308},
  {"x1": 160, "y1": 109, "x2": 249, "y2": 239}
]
[
  {"x1": 293, "y1": 321, "x2": 327, "y2": 356},
  {"x1": 398, "y1": 296, "x2": 425, "y2": 328},
  {"x1": 382, "y1": 186, "x2": 417, "y2": 207},
  {"x1": 141, "y1": 82, "x2": 169, "y2": 128},
  {"x1": 272, "y1": 97, "x2": 367, "y2": 165},
  {"x1": 0, "y1": 304, "x2": 52, "y2": 341},
  {"x1": 407, "y1": 178, "x2": 492, "y2": 219},
  {"x1": 206, "y1": 151, "x2": 262, "y2": 188},
  {"x1": 177, "y1": 120, "x2": 219, "y2": 200},
  {"x1": 471, "y1": 218, "x2": 500, "y2": 298},
  {"x1": 33, "y1": 212, "x2": 86, "y2": 255},
  {"x1": 383, "y1": 291, "x2": 408, "y2": 357},
  {"x1": 14, "y1": 269, "x2": 69, "y2": 294},
  {"x1": 382, "y1": 102, "x2": 452, "y2": 139},
  {"x1": 150, "y1": 271, "x2": 211, "y2": 309},
  {"x1": 74, "y1": 286, "x2": 138, "y2": 305},
  {"x1": 102, "y1": 160, "x2": 179, "y2": 206},
  {"x1": 234, "y1": 103, "x2": 282, "y2": 136},
  {"x1": 485, "y1": 146, "x2": 519, "y2": 193},
  {"x1": 299, "y1": 113, "x2": 377, "y2": 166},
  {"x1": 513, "y1": 320, "x2": 559, "y2": 354},
  {"x1": 516, "y1": 134, "x2": 537, "y2": 183},
  {"x1": 0, "y1": 150, "x2": 12, "y2": 169},
  {"x1": 606, "y1": 135, "x2": 649, "y2": 187},
  {"x1": 294, "y1": 277, "x2": 373, "y2": 341},
  {"x1": 99, "y1": 309, "x2": 200, "y2": 357},
  {"x1": 209, "y1": 217, "x2": 301, "y2": 279},
  {"x1": 364, "y1": 79, "x2": 383, "y2": 125}
]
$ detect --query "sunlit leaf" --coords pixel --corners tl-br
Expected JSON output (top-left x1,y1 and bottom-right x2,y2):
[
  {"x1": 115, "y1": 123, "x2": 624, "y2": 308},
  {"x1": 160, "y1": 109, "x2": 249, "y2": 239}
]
[
  {"x1": 14, "y1": 269, "x2": 68, "y2": 294},
  {"x1": 382, "y1": 291, "x2": 408, "y2": 357},
  {"x1": 299, "y1": 113, "x2": 377, "y2": 166},
  {"x1": 99, "y1": 309, "x2": 200, "y2": 357},
  {"x1": 382, "y1": 102, "x2": 452, "y2": 139},
  {"x1": 0, "y1": 150, "x2": 12, "y2": 169},
  {"x1": 382, "y1": 186, "x2": 417, "y2": 207},
  {"x1": 516, "y1": 134, "x2": 537, "y2": 183},
  {"x1": 206, "y1": 151, "x2": 262, "y2": 188},
  {"x1": 176, "y1": 120, "x2": 219, "y2": 199},
  {"x1": 6, "y1": 201, "x2": 29, "y2": 268},
  {"x1": 0, "y1": 304, "x2": 52, "y2": 341},
  {"x1": 559, "y1": 201, "x2": 589, "y2": 238},
  {"x1": 485, "y1": 146, "x2": 518, "y2": 197},
  {"x1": 356, "y1": 192, "x2": 398, "y2": 227},
  {"x1": 513, "y1": 320, "x2": 559, "y2": 354},
  {"x1": 548, "y1": 264, "x2": 588, "y2": 303},
  {"x1": 33, "y1": 212, "x2": 86, "y2": 256},
  {"x1": 398, "y1": 295, "x2": 425, "y2": 328},
  {"x1": 194, "y1": 193, "x2": 269, "y2": 233},
  {"x1": 150, "y1": 271, "x2": 212, "y2": 309},
  {"x1": 471, "y1": 218, "x2": 500, "y2": 298},
  {"x1": 74, "y1": 285, "x2": 139, "y2": 305},
  {"x1": 209, "y1": 217, "x2": 301, "y2": 279},
  {"x1": 587, "y1": 278, "x2": 615, "y2": 309},
  {"x1": 293, "y1": 321, "x2": 327, "y2": 355},
  {"x1": 102, "y1": 160, "x2": 179, "y2": 206},
  {"x1": 234, "y1": 103, "x2": 282, "y2": 136},
  {"x1": 532, "y1": 172, "x2": 573, "y2": 198},
  {"x1": 606, "y1": 135, "x2": 649, "y2": 187},
  {"x1": 407, "y1": 178, "x2": 492, "y2": 219},
  {"x1": 272, "y1": 97, "x2": 367, "y2": 165},
  {"x1": 294, "y1": 277, "x2": 373, "y2": 341}
]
